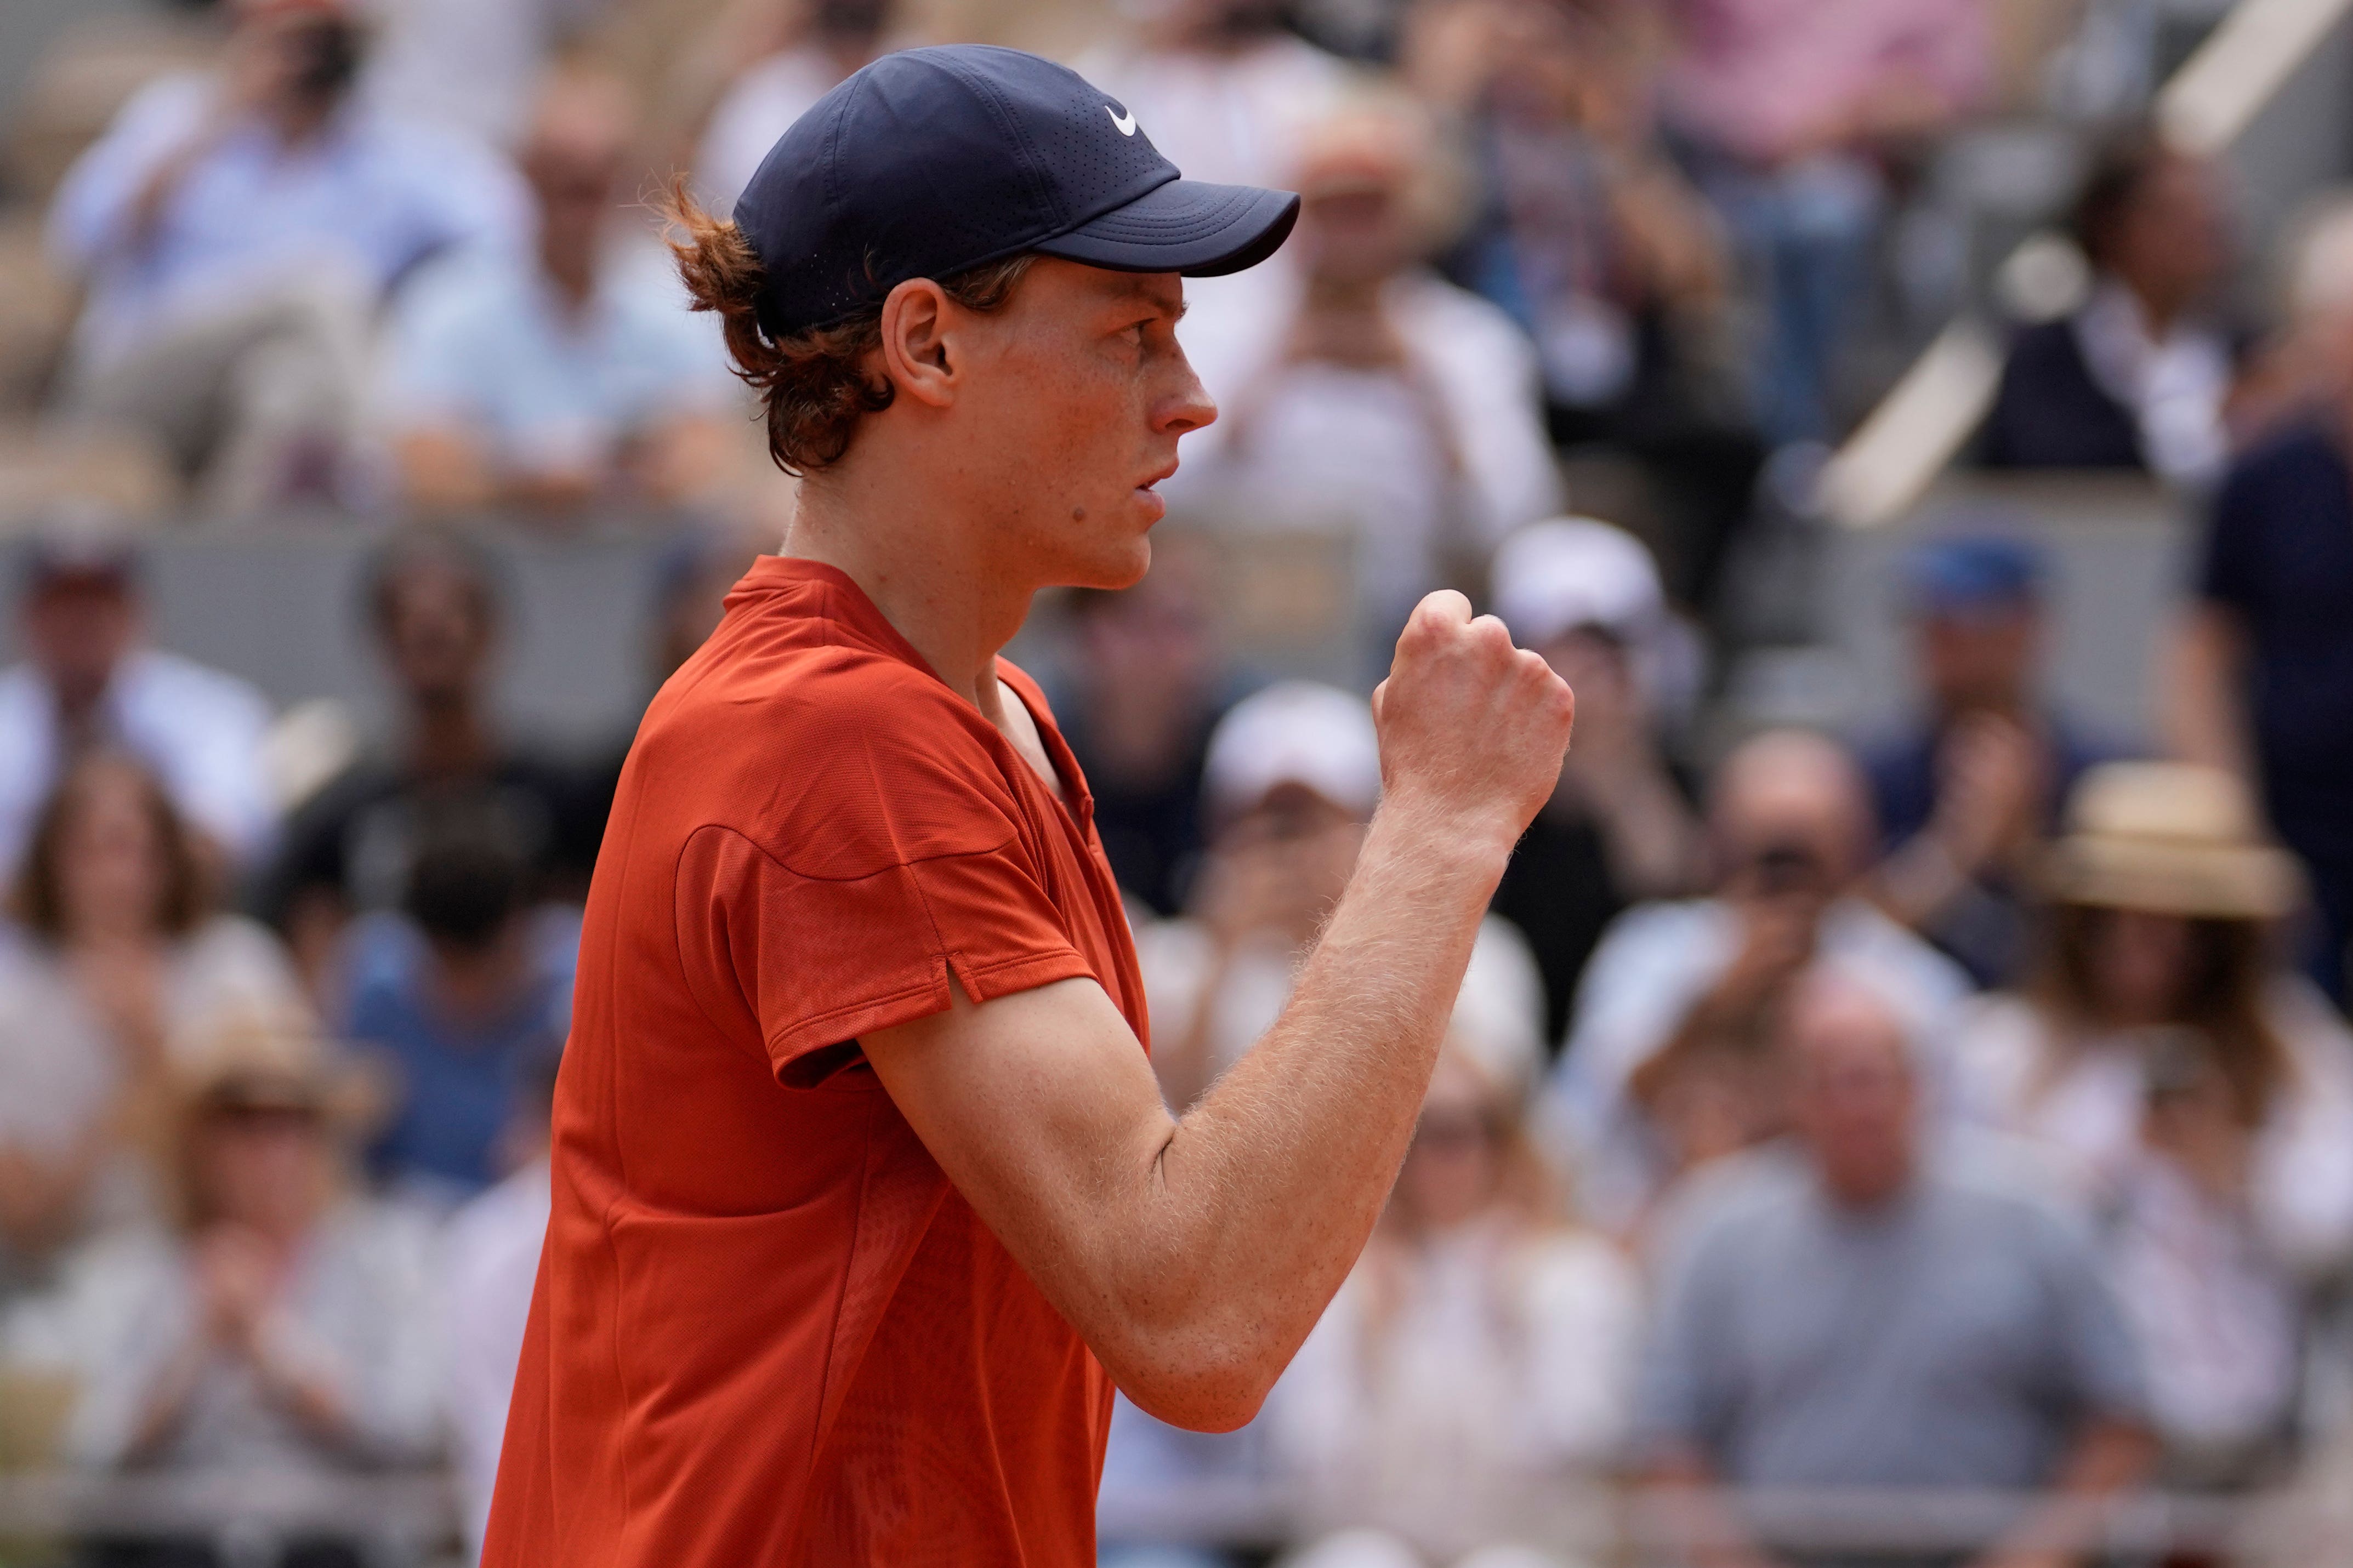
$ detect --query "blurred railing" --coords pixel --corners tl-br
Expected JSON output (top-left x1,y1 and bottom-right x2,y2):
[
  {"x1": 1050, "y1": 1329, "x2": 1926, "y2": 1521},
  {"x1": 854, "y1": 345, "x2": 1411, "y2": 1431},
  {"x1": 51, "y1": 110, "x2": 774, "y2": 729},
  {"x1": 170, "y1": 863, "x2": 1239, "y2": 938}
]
[
  {"x1": 0, "y1": 1471, "x2": 2346, "y2": 1564},
  {"x1": 1092, "y1": 1478, "x2": 2352, "y2": 1563}
]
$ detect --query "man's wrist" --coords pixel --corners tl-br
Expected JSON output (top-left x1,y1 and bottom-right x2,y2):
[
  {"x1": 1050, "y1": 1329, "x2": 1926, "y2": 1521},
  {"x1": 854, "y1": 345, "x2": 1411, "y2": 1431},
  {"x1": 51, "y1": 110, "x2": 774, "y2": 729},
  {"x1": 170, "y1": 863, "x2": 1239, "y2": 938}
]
[{"x1": 1366, "y1": 790, "x2": 1522, "y2": 877}]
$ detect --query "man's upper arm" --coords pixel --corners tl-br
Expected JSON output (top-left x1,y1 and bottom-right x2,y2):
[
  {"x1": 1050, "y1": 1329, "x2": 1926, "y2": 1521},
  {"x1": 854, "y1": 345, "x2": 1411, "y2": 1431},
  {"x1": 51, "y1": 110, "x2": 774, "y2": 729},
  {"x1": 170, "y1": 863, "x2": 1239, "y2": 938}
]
[{"x1": 861, "y1": 976, "x2": 1178, "y2": 1356}]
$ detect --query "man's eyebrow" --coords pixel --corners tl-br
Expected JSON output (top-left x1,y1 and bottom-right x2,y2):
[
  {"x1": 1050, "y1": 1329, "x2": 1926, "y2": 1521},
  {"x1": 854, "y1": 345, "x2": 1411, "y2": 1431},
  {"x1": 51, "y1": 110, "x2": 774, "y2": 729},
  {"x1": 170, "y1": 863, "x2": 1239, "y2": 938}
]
[{"x1": 1108, "y1": 276, "x2": 1188, "y2": 320}]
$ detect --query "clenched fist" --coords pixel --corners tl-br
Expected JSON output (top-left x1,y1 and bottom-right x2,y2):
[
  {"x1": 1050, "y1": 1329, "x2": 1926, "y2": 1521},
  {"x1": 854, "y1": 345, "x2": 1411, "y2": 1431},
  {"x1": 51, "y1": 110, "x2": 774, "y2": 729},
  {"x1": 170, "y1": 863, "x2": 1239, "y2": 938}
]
[{"x1": 1372, "y1": 590, "x2": 1575, "y2": 854}]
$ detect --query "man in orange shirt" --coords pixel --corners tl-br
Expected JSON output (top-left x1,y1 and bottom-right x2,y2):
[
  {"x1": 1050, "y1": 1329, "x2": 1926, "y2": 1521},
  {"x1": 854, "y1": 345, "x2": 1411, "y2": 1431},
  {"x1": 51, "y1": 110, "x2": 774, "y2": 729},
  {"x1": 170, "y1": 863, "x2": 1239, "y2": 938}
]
[{"x1": 484, "y1": 45, "x2": 1576, "y2": 1567}]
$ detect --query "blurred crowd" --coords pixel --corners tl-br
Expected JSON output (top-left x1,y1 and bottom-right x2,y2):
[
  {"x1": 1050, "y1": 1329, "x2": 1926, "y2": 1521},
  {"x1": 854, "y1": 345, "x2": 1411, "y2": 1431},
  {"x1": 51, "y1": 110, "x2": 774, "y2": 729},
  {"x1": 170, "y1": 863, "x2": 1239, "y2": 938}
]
[{"x1": 8, "y1": 0, "x2": 2353, "y2": 1565}]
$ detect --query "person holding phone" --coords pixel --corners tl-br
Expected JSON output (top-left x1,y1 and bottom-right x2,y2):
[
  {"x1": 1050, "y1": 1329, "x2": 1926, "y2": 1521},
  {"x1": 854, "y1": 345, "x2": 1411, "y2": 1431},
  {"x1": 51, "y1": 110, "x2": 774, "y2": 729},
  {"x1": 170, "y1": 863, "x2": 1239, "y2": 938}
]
[
  {"x1": 1542, "y1": 728, "x2": 1973, "y2": 1236},
  {"x1": 47, "y1": 0, "x2": 524, "y2": 513}
]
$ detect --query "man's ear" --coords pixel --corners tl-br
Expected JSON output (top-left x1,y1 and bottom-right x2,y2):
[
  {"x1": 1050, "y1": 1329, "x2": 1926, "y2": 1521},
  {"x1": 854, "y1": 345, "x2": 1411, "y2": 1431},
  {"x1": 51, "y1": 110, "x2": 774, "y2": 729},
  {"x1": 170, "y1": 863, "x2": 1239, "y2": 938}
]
[{"x1": 877, "y1": 279, "x2": 958, "y2": 408}]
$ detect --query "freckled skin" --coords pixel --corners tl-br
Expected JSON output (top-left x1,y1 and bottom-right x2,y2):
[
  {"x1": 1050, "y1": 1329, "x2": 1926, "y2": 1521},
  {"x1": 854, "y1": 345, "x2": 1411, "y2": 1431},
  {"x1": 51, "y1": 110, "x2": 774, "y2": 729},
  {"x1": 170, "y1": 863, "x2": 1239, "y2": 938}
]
[{"x1": 924, "y1": 261, "x2": 1201, "y2": 594}]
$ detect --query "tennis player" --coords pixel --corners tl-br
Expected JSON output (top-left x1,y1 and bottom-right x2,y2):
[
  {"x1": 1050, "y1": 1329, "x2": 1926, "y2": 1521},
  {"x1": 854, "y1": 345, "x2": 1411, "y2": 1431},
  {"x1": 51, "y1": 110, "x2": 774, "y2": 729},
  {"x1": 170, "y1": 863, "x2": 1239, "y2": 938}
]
[{"x1": 482, "y1": 44, "x2": 1576, "y2": 1567}]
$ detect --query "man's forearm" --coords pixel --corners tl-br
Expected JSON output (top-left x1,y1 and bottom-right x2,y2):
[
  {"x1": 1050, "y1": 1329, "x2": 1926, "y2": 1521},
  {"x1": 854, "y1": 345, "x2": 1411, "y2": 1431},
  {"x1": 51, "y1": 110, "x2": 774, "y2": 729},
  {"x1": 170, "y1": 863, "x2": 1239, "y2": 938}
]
[{"x1": 1141, "y1": 797, "x2": 1511, "y2": 1404}]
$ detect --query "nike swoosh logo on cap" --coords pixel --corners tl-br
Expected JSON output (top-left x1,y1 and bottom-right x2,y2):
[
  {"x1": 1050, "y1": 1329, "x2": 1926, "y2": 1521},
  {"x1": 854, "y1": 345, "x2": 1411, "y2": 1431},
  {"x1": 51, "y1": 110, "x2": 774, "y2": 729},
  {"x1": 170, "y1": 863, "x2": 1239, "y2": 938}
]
[{"x1": 1106, "y1": 105, "x2": 1138, "y2": 136}]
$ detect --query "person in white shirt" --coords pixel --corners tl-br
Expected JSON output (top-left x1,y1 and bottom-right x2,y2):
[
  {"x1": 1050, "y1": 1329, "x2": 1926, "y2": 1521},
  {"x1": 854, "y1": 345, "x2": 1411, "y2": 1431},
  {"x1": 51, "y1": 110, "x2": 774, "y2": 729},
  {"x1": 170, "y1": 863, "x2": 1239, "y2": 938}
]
[
  {"x1": 1170, "y1": 95, "x2": 1562, "y2": 649},
  {"x1": 384, "y1": 67, "x2": 737, "y2": 517},
  {"x1": 1981, "y1": 133, "x2": 2236, "y2": 487},
  {"x1": 0, "y1": 754, "x2": 312, "y2": 1301},
  {"x1": 0, "y1": 534, "x2": 276, "y2": 882},
  {"x1": 1268, "y1": 1024, "x2": 1640, "y2": 1567},
  {"x1": 5, "y1": 1020, "x2": 440, "y2": 1518},
  {"x1": 47, "y1": 0, "x2": 526, "y2": 514},
  {"x1": 1953, "y1": 763, "x2": 2353, "y2": 1479},
  {"x1": 1540, "y1": 728, "x2": 1975, "y2": 1236}
]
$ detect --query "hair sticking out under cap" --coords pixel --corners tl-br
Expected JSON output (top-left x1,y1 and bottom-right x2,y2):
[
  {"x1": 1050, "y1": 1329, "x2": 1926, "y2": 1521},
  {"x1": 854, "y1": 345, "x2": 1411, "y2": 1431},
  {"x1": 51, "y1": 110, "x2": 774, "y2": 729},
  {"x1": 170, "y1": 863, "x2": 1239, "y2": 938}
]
[{"x1": 661, "y1": 178, "x2": 1034, "y2": 476}]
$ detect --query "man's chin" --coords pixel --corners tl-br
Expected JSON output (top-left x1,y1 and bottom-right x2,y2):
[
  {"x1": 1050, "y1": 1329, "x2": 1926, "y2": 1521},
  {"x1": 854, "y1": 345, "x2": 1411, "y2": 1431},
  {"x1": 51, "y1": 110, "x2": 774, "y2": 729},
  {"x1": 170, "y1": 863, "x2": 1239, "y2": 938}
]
[{"x1": 1062, "y1": 534, "x2": 1153, "y2": 592}]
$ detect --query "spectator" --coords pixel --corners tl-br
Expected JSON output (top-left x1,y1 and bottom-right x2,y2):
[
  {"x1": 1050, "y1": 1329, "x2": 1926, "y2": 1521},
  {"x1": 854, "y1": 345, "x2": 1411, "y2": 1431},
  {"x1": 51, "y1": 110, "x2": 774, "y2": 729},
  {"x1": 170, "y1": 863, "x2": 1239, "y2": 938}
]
[
  {"x1": 0, "y1": 755, "x2": 311, "y2": 1299},
  {"x1": 385, "y1": 67, "x2": 736, "y2": 519},
  {"x1": 362, "y1": 0, "x2": 615, "y2": 151},
  {"x1": 46, "y1": 0, "x2": 525, "y2": 514},
  {"x1": 1636, "y1": 965, "x2": 2156, "y2": 1568},
  {"x1": 695, "y1": 0, "x2": 902, "y2": 210},
  {"x1": 1543, "y1": 729, "x2": 1971, "y2": 1235},
  {"x1": 0, "y1": 530, "x2": 277, "y2": 881},
  {"x1": 1954, "y1": 762, "x2": 2353, "y2": 1480},
  {"x1": 564, "y1": 526, "x2": 768, "y2": 878},
  {"x1": 1136, "y1": 680, "x2": 1546, "y2": 1115},
  {"x1": 1176, "y1": 95, "x2": 1562, "y2": 645},
  {"x1": 1866, "y1": 535, "x2": 2123, "y2": 989},
  {"x1": 7, "y1": 1019, "x2": 439, "y2": 1568},
  {"x1": 1660, "y1": 0, "x2": 1993, "y2": 446},
  {"x1": 1487, "y1": 518, "x2": 1706, "y2": 1046},
  {"x1": 1409, "y1": 0, "x2": 1760, "y2": 605},
  {"x1": 1980, "y1": 132, "x2": 2236, "y2": 486},
  {"x1": 2169, "y1": 278, "x2": 2353, "y2": 1004},
  {"x1": 1269, "y1": 1026, "x2": 1640, "y2": 1563},
  {"x1": 1053, "y1": 542, "x2": 1226, "y2": 917},
  {"x1": 258, "y1": 532, "x2": 594, "y2": 988},
  {"x1": 442, "y1": 1044, "x2": 559, "y2": 1556},
  {"x1": 342, "y1": 820, "x2": 575, "y2": 1207},
  {"x1": 1078, "y1": 0, "x2": 1351, "y2": 195}
]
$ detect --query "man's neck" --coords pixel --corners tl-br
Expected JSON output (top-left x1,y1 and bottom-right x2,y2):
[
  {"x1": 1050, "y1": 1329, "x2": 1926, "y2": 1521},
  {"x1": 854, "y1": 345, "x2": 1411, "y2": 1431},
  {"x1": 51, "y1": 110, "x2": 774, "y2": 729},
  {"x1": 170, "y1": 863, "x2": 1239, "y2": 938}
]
[{"x1": 784, "y1": 472, "x2": 1036, "y2": 722}]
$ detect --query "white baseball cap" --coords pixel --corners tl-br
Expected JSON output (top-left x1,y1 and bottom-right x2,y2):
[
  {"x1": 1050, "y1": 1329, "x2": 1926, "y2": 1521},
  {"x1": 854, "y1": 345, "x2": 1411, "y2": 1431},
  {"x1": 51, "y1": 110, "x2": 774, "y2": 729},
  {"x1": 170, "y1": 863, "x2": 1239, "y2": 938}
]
[
  {"x1": 1489, "y1": 516, "x2": 1664, "y2": 649},
  {"x1": 1202, "y1": 680, "x2": 1382, "y2": 822}
]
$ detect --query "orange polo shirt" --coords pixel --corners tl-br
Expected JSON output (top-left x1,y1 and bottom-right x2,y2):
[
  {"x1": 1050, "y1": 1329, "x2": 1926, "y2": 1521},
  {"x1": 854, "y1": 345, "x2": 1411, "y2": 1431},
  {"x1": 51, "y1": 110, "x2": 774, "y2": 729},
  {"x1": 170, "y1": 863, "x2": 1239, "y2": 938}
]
[{"x1": 482, "y1": 556, "x2": 1150, "y2": 1567}]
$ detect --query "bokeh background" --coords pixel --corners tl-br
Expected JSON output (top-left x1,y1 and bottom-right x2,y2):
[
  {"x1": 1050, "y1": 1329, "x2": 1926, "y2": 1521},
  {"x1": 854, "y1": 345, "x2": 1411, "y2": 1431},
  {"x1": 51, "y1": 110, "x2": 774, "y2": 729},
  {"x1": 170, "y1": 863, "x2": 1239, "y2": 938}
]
[{"x1": 5, "y1": 0, "x2": 2353, "y2": 1564}]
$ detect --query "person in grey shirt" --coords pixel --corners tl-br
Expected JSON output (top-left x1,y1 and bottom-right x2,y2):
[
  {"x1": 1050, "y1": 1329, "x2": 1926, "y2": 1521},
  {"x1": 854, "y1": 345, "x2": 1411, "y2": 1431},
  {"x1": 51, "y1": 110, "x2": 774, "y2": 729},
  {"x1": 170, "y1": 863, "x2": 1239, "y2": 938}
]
[{"x1": 1634, "y1": 963, "x2": 2155, "y2": 1568}]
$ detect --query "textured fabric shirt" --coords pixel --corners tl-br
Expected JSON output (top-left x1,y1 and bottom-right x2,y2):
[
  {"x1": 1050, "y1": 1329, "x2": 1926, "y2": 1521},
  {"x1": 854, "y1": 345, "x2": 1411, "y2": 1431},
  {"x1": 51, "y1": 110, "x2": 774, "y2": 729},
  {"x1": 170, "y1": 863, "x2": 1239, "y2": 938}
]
[{"x1": 485, "y1": 557, "x2": 1149, "y2": 1567}]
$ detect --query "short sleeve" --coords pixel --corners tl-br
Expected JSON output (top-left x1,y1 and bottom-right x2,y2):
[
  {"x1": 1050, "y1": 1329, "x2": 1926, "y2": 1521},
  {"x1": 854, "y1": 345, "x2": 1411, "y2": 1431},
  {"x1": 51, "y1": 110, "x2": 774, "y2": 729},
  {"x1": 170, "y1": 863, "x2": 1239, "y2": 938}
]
[{"x1": 673, "y1": 763, "x2": 1094, "y2": 1087}]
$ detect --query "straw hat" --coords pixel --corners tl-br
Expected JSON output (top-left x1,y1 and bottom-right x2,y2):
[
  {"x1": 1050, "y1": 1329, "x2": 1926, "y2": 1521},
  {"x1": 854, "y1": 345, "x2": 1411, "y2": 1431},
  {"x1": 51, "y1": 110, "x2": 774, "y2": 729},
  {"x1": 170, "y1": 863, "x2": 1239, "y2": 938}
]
[
  {"x1": 2043, "y1": 762, "x2": 2304, "y2": 920},
  {"x1": 170, "y1": 1012, "x2": 385, "y2": 1131}
]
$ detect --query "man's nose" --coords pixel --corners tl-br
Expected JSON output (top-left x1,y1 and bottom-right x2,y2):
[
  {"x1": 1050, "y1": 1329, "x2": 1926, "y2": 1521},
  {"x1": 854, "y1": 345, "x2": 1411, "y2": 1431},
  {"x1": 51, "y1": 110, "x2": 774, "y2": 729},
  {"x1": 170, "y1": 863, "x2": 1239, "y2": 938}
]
[{"x1": 1156, "y1": 352, "x2": 1217, "y2": 437}]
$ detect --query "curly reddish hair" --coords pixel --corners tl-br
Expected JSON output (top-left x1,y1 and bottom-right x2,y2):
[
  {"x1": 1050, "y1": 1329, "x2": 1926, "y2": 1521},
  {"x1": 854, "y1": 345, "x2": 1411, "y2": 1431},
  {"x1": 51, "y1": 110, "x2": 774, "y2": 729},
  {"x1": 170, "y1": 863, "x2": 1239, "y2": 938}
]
[{"x1": 663, "y1": 180, "x2": 1036, "y2": 476}]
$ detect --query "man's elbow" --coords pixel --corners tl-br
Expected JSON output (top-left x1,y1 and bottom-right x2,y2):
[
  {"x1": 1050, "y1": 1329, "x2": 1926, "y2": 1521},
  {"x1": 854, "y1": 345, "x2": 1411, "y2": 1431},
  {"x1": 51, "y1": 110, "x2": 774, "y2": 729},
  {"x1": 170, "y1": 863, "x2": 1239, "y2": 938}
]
[{"x1": 1102, "y1": 1331, "x2": 1281, "y2": 1434}]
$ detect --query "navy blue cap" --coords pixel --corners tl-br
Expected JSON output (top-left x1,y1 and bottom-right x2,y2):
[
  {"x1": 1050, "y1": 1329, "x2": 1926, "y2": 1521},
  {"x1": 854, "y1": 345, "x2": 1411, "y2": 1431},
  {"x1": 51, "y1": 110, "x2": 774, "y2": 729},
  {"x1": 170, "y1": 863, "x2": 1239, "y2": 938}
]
[
  {"x1": 731, "y1": 45, "x2": 1300, "y2": 339},
  {"x1": 1903, "y1": 535, "x2": 2046, "y2": 613}
]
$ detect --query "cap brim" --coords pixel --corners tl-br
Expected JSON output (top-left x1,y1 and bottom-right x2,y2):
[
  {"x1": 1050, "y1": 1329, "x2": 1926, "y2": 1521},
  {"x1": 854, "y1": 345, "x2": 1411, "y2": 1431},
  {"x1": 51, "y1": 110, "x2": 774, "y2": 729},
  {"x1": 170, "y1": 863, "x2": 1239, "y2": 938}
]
[{"x1": 1033, "y1": 179, "x2": 1300, "y2": 278}]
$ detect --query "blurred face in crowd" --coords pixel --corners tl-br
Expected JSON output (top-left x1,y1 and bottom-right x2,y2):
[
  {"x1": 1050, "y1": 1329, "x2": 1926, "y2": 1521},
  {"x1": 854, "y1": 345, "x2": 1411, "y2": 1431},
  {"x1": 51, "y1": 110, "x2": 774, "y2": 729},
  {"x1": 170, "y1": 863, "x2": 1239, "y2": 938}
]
[
  {"x1": 377, "y1": 559, "x2": 495, "y2": 709},
  {"x1": 54, "y1": 757, "x2": 173, "y2": 943},
  {"x1": 1710, "y1": 733, "x2": 1871, "y2": 914},
  {"x1": 1917, "y1": 597, "x2": 2041, "y2": 716},
  {"x1": 523, "y1": 78, "x2": 637, "y2": 288},
  {"x1": 232, "y1": 0, "x2": 367, "y2": 127},
  {"x1": 25, "y1": 572, "x2": 137, "y2": 716},
  {"x1": 1537, "y1": 627, "x2": 1636, "y2": 728},
  {"x1": 1209, "y1": 782, "x2": 1366, "y2": 946},
  {"x1": 192, "y1": 1101, "x2": 330, "y2": 1238},
  {"x1": 2102, "y1": 152, "x2": 2230, "y2": 323},
  {"x1": 2084, "y1": 905, "x2": 2194, "y2": 1025},
  {"x1": 1786, "y1": 976, "x2": 1917, "y2": 1208},
  {"x1": 1294, "y1": 149, "x2": 1422, "y2": 289},
  {"x1": 1396, "y1": 1047, "x2": 1507, "y2": 1231}
]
